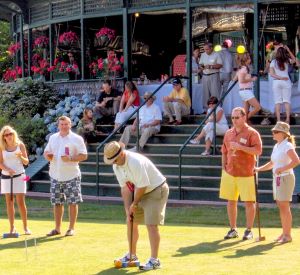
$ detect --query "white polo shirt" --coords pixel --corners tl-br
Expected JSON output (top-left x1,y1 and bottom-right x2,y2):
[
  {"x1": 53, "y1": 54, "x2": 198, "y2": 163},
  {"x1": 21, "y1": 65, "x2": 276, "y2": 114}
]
[
  {"x1": 113, "y1": 151, "x2": 166, "y2": 193},
  {"x1": 271, "y1": 138, "x2": 294, "y2": 175},
  {"x1": 139, "y1": 103, "x2": 162, "y2": 131},
  {"x1": 44, "y1": 131, "x2": 87, "y2": 181}
]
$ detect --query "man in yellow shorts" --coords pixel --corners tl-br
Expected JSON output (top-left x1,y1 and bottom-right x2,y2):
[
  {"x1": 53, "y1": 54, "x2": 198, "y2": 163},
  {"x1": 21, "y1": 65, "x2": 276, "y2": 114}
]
[{"x1": 220, "y1": 107, "x2": 262, "y2": 240}]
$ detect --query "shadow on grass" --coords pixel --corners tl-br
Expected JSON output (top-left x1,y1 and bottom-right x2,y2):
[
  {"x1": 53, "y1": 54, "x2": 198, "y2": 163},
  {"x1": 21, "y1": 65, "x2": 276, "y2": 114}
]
[
  {"x1": 0, "y1": 235, "x2": 64, "y2": 250},
  {"x1": 95, "y1": 266, "x2": 142, "y2": 275},
  {"x1": 174, "y1": 239, "x2": 278, "y2": 258}
]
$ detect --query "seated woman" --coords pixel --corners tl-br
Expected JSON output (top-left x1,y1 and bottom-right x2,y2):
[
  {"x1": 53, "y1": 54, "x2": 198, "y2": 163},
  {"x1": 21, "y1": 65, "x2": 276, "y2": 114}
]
[
  {"x1": 77, "y1": 108, "x2": 99, "y2": 143},
  {"x1": 190, "y1": 97, "x2": 229, "y2": 155},
  {"x1": 114, "y1": 81, "x2": 140, "y2": 130}
]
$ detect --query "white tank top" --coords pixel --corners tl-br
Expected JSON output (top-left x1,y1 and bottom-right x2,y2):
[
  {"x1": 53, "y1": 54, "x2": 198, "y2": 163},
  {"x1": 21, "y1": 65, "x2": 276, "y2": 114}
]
[{"x1": 2, "y1": 145, "x2": 25, "y2": 176}]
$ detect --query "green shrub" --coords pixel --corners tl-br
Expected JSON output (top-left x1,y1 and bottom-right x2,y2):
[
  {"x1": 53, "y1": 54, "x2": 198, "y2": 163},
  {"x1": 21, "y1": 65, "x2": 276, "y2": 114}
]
[{"x1": 0, "y1": 78, "x2": 61, "y2": 118}]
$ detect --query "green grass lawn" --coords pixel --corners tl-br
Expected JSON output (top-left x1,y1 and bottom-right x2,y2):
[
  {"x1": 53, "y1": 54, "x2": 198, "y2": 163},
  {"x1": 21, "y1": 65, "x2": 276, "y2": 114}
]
[{"x1": 0, "y1": 198, "x2": 300, "y2": 275}]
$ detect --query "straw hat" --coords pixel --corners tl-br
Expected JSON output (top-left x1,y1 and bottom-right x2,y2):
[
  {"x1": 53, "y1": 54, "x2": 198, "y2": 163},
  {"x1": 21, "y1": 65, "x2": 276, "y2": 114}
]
[
  {"x1": 103, "y1": 141, "x2": 125, "y2": 164},
  {"x1": 143, "y1": 92, "x2": 156, "y2": 100},
  {"x1": 271, "y1": 121, "x2": 290, "y2": 136}
]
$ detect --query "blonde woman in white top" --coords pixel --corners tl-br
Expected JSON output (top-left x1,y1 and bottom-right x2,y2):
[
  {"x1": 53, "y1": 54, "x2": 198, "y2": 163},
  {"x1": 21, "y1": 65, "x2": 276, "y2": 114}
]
[
  {"x1": 255, "y1": 122, "x2": 300, "y2": 243},
  {"x1": 0, "y1": 125, "x2": 31, "y2": 235}
]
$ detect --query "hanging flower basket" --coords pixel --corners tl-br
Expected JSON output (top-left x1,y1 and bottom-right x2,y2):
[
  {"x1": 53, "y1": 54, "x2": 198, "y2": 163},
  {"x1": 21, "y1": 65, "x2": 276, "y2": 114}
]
[
  {"x1": 94, "y1": 27, "x2": 116, "y2": 47},
  {"x1": 59, "y1": 31, "x2": 79, "y2": 48}
]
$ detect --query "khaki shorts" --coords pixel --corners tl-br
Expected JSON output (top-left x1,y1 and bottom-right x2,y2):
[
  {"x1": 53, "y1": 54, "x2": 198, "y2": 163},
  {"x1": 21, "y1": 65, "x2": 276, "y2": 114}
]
[
  {"x1": 219, "y1": 170, "x2": 256, "y2": 202},
  {"x1": 273, "y1": 174, "x2": 295, "y2": 201},
  {"x1": 134, "y1": 182, "x2": 169, "y2": 225}
]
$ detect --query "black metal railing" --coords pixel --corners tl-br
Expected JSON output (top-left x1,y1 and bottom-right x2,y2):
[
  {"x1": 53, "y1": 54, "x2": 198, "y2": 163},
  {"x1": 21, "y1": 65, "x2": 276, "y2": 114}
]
[
  {"x1": 178, "y1": 80, "x2": 238, "y2": 199},
  {"x1": 95, "y1": 75, "x2": 187, "y2": 197}
]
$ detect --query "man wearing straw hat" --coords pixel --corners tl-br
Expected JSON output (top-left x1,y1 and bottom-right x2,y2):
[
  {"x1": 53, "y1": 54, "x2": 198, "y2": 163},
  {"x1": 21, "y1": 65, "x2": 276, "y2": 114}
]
[
  {"x1": 119, "y1": 92, "x2": 162, "y2": 152},
  {"x1": 104, "y1": 141, "x2": 169, "y2": 270}
]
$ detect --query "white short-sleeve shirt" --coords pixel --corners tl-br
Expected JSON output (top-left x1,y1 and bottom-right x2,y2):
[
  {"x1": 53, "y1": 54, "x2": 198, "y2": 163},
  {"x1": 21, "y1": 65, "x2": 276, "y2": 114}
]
[
  {"x1": 44, "y1": 131, "x2": 87, "y2": 181},
  {"x1": 139, "y1": 103, "x2": 162, "y2": 131},
  {"x1": 113, "y1": 151, "x2": 166, "y2": 193},
  {"x1": 270, "y1": 60, "x2": 290, "y2": 79},
  {"x1": 271, "y1": 138, "x2": 294, "y2": 175}
]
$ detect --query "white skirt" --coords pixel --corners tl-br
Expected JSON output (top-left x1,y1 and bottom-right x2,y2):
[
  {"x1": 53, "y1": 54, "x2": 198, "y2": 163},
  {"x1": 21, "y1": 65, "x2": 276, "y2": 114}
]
[
  {"x1": 239, "y1": 89, "x2": 255, "y2": 102},
  {"x1": 1, "y1": 174, "x2": 27, "y2": 194}
]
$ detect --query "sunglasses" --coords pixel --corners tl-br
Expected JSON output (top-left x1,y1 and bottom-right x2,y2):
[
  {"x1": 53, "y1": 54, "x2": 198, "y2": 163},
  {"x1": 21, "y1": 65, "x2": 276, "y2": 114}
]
[
  {"x1": 4, "y1": 132, "x2": 13, "y2": 137},
  {"x1": 231, "y1": 116, "x2": 242, "y2": 120}
]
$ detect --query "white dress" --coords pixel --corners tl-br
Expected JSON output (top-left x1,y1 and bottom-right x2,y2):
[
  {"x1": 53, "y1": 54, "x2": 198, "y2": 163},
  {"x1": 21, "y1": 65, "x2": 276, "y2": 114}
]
[{"x1": 1, "y1": 145, "x2": 26, "y2": 194}]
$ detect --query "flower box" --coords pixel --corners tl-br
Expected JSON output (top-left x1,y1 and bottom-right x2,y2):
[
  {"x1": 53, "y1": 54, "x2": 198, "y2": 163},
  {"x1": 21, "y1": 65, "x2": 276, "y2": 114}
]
[{"x1": 53, "y1": 72, "x2": 70, "y2": 81}]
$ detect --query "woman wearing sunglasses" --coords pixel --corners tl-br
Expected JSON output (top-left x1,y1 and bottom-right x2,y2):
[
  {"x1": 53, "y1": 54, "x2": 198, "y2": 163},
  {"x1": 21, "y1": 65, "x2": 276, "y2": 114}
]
[
  {"x1": 0, "y1": 125, "x2": 31, "y2": 235},
  {"x1": 255, "y1": 121, "x2": 300, "y2": 243}
]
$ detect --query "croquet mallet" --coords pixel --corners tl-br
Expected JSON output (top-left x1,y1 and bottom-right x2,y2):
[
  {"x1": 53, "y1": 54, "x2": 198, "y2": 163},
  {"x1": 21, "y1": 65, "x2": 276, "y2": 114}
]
[
  {"x1": 254, "y1": 157, "x2": 266, "y2": 242},
  {"x1": 114, "y1": 182, "x2": 140, "y2": 268}
]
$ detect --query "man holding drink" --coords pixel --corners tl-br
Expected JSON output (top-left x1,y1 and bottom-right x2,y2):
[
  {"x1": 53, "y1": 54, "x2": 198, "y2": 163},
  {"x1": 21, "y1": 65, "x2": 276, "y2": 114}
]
[{"x1": 44, "y1": 116, "x2": 87, "y2": 236}]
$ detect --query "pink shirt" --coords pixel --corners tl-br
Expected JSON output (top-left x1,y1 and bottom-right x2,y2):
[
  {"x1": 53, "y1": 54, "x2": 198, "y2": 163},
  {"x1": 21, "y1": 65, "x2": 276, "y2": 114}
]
[{"x1": 237, "y1": 66, "x2": 252, "y2": 89}]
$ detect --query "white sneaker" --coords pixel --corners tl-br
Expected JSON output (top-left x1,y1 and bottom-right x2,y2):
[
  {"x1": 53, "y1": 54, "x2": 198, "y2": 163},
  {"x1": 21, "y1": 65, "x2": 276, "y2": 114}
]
[
  {"x1": 201, "y1": 150, "x2": 211, "y2": 156},
  {"x1": 190, "y1": 139, "x2": 200, "y2": 145},
  {"x1": 139, "y1": 258, "x2": 161, "y2": 270}
]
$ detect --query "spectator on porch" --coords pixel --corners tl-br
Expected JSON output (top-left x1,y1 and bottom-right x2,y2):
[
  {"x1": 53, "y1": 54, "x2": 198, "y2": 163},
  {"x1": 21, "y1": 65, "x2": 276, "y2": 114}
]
[
  {"x1": 192, "y1": 46, "x2": 201, "y2": 83},
  {"x1": 199, "y1": 42, "x2": 223, "y2": 110},
  {"x1": 190, "y1": 96, "x2": 228, "y2": 155},
  {"x1": 163, "y1": 78, "x2": 191, "y2": 125},
  {"x1": 114, "y1": 81, "x2": 140, "y2": 130},
  {"x1": 93, "y1": 79, "x2": 121, "y2": 124},
  {"x1": 219, "y1": 41, "x2": 234, "y2": 98},
  {"x1": 269, "y1": 46, "x2": 296, "y2": 124},
  {"x1": 119, "y1": 92, "x2": 162, "y2": 152},
  {"x1": 234, "y1": 52, "x2": 261, "y2": 123},
  {"x1": 77, "y1": 108, "x2": 100, "y2": 143}
]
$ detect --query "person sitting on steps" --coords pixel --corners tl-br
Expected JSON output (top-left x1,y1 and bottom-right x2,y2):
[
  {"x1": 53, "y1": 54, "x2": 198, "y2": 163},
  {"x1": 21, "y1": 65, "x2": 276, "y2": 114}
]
[{"x1": 190, "y1": 96, "x2": 229, "y2": 155}]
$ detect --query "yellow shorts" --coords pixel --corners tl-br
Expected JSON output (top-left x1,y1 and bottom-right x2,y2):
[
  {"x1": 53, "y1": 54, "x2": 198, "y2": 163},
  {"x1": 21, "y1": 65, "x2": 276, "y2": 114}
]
[{"x1": 219, "y1": 170, "x2": 256, "y2": 202}]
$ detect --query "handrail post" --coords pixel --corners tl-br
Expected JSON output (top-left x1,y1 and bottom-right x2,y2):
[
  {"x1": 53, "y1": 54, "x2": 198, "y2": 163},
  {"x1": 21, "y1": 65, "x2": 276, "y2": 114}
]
[
  {"x1": 213, "y1": 108, "x2": 217, "y2": 155},
  {"x1": 179, "y1": 148, "x2": 183, "y2": 200}
]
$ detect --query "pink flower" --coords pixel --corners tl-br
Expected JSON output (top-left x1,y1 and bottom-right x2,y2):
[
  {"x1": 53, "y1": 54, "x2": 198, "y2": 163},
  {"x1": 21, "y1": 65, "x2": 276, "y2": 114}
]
[
  {"x1": 34, "y1": 36, "x2": 49, "y2": 48},
  {"x1": 59, "y1": 31, "x2": 79, "y2": 44},
  {"x1": 96, "y1": 27, "x2": 116, "y2": 40},
  {"x1": 120, "y1": 56, "x2": 124, "y2": 64}
]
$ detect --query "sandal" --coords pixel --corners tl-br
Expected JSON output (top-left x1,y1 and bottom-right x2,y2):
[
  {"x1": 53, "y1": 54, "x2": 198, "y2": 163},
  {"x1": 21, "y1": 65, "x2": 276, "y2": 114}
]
[
  {"x1": 65, "y1": 229, "x2": 75, "y2": 237},
  {"x1": 277, "y1": 236, "x2": 292, "y2": 244},
  {"x1": 24, "y1": 229, "x2": 31, "y2": 235},
  {"x1": 46, "y1": 229, "x2": 61, "y2": 237}
]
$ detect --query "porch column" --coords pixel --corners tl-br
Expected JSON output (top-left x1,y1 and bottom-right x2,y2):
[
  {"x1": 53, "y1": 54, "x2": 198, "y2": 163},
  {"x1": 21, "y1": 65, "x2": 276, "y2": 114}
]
[
  {"x1": 123, "y1": 0, "x2": 131, "y2": 80},
  {"x1": 186, "y1": 0, "x2": 193, "y2": 113},
  {"x1": 19, "y1": 14, "x2": 25, "y2": 78}
]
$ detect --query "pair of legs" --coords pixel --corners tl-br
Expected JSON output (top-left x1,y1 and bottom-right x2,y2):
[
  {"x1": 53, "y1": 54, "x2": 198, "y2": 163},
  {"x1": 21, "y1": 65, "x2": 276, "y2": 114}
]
[
  {"x1": 114, "y1": 106, "x2": 137, "y2": 130},
  {"x1": 163, "y1": 102, "x2": 190, "y2": 123},
  {"x1": 275, "y1": 102, "x2": 291, "y2": 124},
  {"x1": 5, "y1": 193, "x2": 29, "y2": 234},
  {"x1": 120, "y1": 126, "x2": 159, "y2": 149},
  {"x1": 127, "y1": 218, "x2": 160, "y2": 259},
  {"x1": 275, "y1": 200, "x2": 292, "y2": 241},
  {"x1": 227, "y1": 200, "x2": 256, "y2": 230},
  {"x1": 53, "y1": 204, "x2": 78, "y2": 233},
  {"x1": 244, "y1": 97, "x2": 261, "y2": 120}
]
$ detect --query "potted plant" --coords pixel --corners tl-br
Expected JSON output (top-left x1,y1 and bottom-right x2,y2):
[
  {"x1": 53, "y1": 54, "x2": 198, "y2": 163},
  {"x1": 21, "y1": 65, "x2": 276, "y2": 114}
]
[
  {"x1": 89, "y1": 51, "x2": 123, "y2": 79},
  {"x1": 59, "y1": 31, "x2": 79, "y2": 47},
  {"x1": 2, "y1": 66, "x2": 22, "y2": 82},
  {"x1": 31, "y1": 57, "x2": 50, "y2": 81},
  {"x1": 95, "y1": 27, "x2": 116, "y2": 47},
  {"x1": 49, "y1": 57, "x2": 80, "y2": 81}
]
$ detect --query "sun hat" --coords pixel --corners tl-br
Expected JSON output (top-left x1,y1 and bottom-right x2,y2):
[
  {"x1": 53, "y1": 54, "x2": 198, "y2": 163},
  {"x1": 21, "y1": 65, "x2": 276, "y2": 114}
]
[
  {"x1": 271, "y1": 121, "x2": 290, "y2": 136},
  {"x1": 103, "y1": 141, "x2": 125, "y2": 164},
  {"x1": 143, "y1": 92, "x2": 156, "y2": 100}
]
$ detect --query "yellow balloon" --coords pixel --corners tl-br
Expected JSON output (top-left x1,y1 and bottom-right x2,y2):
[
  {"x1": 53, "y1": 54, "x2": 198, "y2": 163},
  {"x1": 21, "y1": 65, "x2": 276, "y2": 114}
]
[
  {"x1": 214, "y1": 45, "x2": 222, "y2": 52},
  {"x1": 237, "y1": 45, "x2": 246, "y2": 54}
]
